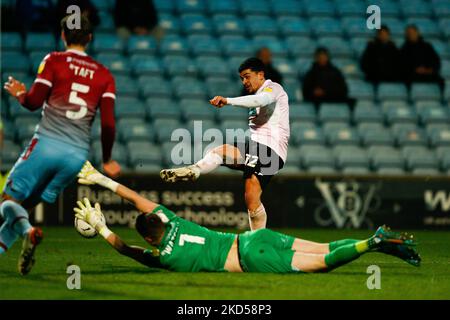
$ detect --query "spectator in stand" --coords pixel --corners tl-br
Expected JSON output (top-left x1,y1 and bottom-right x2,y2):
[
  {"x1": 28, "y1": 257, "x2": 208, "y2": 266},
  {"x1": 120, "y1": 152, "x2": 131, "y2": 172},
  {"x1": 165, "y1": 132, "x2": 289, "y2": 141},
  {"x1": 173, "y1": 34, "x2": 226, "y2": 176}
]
[
  {"x1": 114, "y1": 0, "x2": 162, "y2": 40},
  {"x1": 302, "y1": 47, "x2": 354, "y2": 108},
  {"x1": 257, "y1": 47, "x2": 283, "y2": 85},
  {"x1": 400, "y1": 25, "x2": 444, "y2": 91},
  {"x1": 360, "y1": 25, "x2": 401, "y2": 84},
  {"x1": 55, "y1": 0, "x2": 100, "y2": 31}
]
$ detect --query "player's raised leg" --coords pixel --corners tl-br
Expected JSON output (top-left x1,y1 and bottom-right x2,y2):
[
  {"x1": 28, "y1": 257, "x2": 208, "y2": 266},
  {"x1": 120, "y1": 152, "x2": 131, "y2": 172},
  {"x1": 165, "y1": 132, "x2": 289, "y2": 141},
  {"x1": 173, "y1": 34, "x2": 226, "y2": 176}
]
[{"x1": 160, "y1": 143, "x2": 243, "y2": 182}]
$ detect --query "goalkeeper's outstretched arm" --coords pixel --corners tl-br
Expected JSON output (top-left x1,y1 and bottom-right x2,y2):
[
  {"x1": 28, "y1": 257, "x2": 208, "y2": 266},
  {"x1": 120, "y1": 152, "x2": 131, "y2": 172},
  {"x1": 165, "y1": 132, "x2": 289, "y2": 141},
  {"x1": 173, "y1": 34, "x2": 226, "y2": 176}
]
[
  {"x1": 74, "y1": 198, "x2": 162, "y2": 269},
  {"x1": 78, "y1": 161, "x2": 158, "y2": 213}
]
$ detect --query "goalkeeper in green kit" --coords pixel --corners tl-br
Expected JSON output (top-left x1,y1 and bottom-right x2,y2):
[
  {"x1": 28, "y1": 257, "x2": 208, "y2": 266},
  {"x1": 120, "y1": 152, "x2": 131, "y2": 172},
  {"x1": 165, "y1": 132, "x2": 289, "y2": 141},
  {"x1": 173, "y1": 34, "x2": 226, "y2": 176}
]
[{"x1": 75, "y1": 161, "x2": 421, "y2": 273}]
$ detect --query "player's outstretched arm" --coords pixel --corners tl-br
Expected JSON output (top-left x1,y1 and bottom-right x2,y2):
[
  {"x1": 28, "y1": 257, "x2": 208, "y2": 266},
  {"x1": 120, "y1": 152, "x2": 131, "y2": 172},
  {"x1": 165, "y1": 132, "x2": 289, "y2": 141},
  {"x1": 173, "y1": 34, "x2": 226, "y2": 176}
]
[
  {"x1": 74, "y1": 198, "x2": 162, "y2": 269},
  {"x1": 77, "y1": 161, "x2": 158, "y2": 213},
  {"x1": 209, "y1": 92, "x2": 275, "y2": 109}
]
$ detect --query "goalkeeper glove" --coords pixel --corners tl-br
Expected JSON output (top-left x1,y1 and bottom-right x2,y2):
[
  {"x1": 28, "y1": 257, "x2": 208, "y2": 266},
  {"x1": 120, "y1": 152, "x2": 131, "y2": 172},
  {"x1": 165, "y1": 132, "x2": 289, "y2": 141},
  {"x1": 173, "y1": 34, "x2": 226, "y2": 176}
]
[
  {"x1": 77, "y1": 161, "x2": 119, "y2": 192},
  {"x1": 74, "y1": 197, "x2": 112, "y2": 239}
]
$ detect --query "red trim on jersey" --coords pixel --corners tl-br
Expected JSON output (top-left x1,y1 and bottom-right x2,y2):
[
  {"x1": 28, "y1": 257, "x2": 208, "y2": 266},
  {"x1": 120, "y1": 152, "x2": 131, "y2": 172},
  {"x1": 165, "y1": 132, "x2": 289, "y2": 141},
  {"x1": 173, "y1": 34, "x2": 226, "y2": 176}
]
[
  {"x1": 17, "y1": 82, "x2": 51, "y2": 111},
  {"x1": 100, "y1": 96, "x2": 116, "y2": 163}
]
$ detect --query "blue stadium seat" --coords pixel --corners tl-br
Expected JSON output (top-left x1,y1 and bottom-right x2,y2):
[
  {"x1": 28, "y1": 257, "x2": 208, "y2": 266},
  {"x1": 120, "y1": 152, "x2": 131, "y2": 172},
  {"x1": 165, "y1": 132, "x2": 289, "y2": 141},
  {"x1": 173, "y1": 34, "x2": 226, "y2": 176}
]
[
  {"x1": 14, "y1": 118, "x2": 39, "y2": 141},
  {"x1": 115, "y1": 75, "x2": 139, "y2": 97},
  {"x1": 115, "y1": 97, "x2": 146, "y2": 119},
  {"x1": 163, "y1": 55, "x2": 198, "y2": 77},
  {"x1": 342, "y1": 167, "x2": 371, "y2": 174},
  {"x1": 377, "y1": 83, "x2": 408, "y2": 101},
  {"x1": 205, "y1": 77, "x2": 240, "y2": 97},
  {"x1": 385, "y1": 106, "x2": 417, "y2": 124},
  {"x1": 309, "y1": 17, "x2": 342, "y2": 36},
  {"x1": 172, "y1": 78, "x2": 206, "y2": 99},
  {"x1": 293, "y1": 126, "x2": 325, "y2": 146},
  {"x1": 277, "y1": 17, "x2": 310, "y2": 37},
  {"x1": 207, "y1": 0, "x2": 239, "y2": 14},
  {"x1": 426, "y1": 123, "x2": 450, "y2": 138},
  {"x1": 429, "y1": 128, "x2": 450, "y2": 147},
  {"x1": 336, "y1": 1, "x2": 366, "y2": 17},
  {"x1": 287, "y1": 37, "x2": 316, "y2": 58},
  {"x1": 159, "y1": 14, "x2": 180, "y2": 34},
  {"x1": 290, "y1": 121, "x2": 316, "y2": 134},
  {"x1": 138, "y1": 76, "x2": 172, "y2": 98},
  {"x1": 188, "y1": 35, "x2": 221, "y2": 57},
  {"x1": 318, "y1": 103, "x2": 351, "y2": 123},
  {"x1": 395, "y1": 127, "x2": 428, "y2": 147},
  {"x1": 429, "y1": 40, "x2": 450, "y2": 60},
  {"x1": 391, "y1": 122, "x2": 418, "y2": 136},
  {"x1": 96, "y1": 53, "x2": 130, "y2": 75},
  {"x1": 186, "y1": 120, "x2": 218, "y2": 138},
  {"x1": 347, "y1": 80, "x2": 375, "y2": 100},
  {"x1": 401, "y1": 0, "x2": 433, "y2": 18},
  {"x1": 335, "y1": 146, "x2": 369, "y2": 169},
  {"x1": 128, "y1": 144, "x2": 163, "y2": 168},
  {"x1": 353, "y1": 105, "x2": 383, "y2": 123},
  {"x1": 289, "y1": 103, "x2": 316, "y2": 122},
  {"x1": 272, "y1": 59, "x2": 298, "y2": 78},
  {"x1": 212, "y1": 15, "x2": 246, "y2": 36},
  {"x1": 304, "y1": 1, "x2": 335, "y2": 17},
  {"x1": 350, "y1": 37, "x2": 372, "y2": 57},
  {"x1": 97, "y1": 10, "x2": 115, "y2": 32},
  {"x1": 283, "y1": 79, "x2": 302, "y2": 102},
  {"x1": 411, "y1": 168, "x2": 441, "y2": 176},
  {"x1": 197, "y1": 57, "x2": 231, "y2": 79},
  {"x1": 307, "y1": 166, "x2": 337, "y2": 174},
  {"x1": 410, "y1": 83, "x2": 441, "y2": 101},
  {"x1": 245, "y1": 16, "x2": 278, "y2": 36},
  {"x1": 376, "y1": 167, "x2": 406, "y2": 175},
  {"x1": 341, "y1": 17, "x2": 373, "y2": 38},
  {"x1": 130, "y1": 55, "x2": 163, "y2": 76},
  {"x1": 369, "y1": 146, "x2": 404, "y2": 170},
  {"x1": 1, "y1": 52, "x2": 30, "y2": 73},
  {"x1": 252, "y1": 37, "x2": 288, "y2": 58},
  {"x1": 362, "y1": 128, "x2": 395, "y2": 146},
  {"x1": 146, "y1": 99, "x2": 181, "y2": 120},
  {"x1": 327, "y1": 127, "x2": 360, "y2": 146},
  {"x1": 92, "y1": 142, "x2": 127, "y2": 166},
  {"x1": 176, "y1": 0, "x2": 206, "y2": 13},
  {"x1": 271, "y1": 0, "x2": 303, "y2": 17},
  {"x1": 433, "y1": 1, "x2": 450, "y2": 18},
  {"x1": 154, "y1": 119, "x2": 184, "y2": 143},
  {"x1": 1, "y1": 142, "x2": 21, "y2": 163},
  {"x1": 2, "y1": 32, "x2": 22, "y2": 51},
  {"x1": 25, "y1": 33, "x2": 56, "y2": 52},
  {"x1": 333, "y1": 58, "x2": 363, "y2": 79},
  {"x1": 407, "y1": 152, "x2": 439, "y2": 171},
  {"x1": 367, "y1": 0, "x2": 401, "y2": 17},
  {"x1": 119, "y1": 123, "x2": 155, "y2": 142},
  {"x1": 239, "y1": 0, "x2": 271, "y2": 15},
  {"x1": 180, "y1": 99, "x2": 217, "y2": 121},
  {"x1": 317, "y1": 37, "x2": 353, "y2": 58},
  {"x1": 154, "y1": 0, "x2": 175, "y2": 13},
  {"x1": 127, "y1": 36, "x2": 157, "y2": 55},
  {"x1": 221, "y1": 36, "x2": 255, "y2": 57},
  {"x1": 91, "y1": 0, "x2": 113, "y2": 11},
  {"x1": 159, "y1": 35, "x2": 189, "y2": 56},
  {"x1": 92, "y1": 34, "x2": 124, "y2": 53},
  {"x1": 418, "y1": 106, "x2": 450, "y2": 125},
  {"x1": 285, "y1": 147, "x2": 301, "y2": 168},
  {"x1": 302, "y1": 147, "x2": 335, "y2": 169},
  {"x1": 29, "y1": 51, "x2": 48, "y2": 72},
  {"x1": 180, "y1": 14, "x2": 212, "y2": 35}
]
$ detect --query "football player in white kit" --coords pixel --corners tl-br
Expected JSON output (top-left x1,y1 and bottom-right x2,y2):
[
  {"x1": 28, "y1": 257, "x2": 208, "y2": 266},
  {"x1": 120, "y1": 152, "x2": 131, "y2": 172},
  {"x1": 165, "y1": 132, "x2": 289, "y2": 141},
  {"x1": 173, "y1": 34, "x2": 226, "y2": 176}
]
[{"x1": 160, "y1": 58, "x2": 290, "y2": 231}]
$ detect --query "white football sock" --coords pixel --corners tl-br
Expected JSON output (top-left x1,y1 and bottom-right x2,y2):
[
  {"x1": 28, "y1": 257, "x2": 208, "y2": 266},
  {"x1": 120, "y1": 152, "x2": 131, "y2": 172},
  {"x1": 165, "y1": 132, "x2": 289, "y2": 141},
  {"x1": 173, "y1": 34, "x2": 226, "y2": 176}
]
[
  {"x1": 194, "y1": 151, "x2": 223, "y2": 175},
  {"x1": 248, "y1": 203, "x2": 267, "y2": 230}
]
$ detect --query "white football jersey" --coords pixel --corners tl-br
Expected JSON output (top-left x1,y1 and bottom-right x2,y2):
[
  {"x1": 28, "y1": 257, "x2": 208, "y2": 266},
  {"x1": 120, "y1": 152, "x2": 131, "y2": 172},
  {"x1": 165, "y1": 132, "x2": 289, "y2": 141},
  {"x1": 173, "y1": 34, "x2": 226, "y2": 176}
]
[{"x1": 248, "y1": 80, "x2": 290, "y2": 162}]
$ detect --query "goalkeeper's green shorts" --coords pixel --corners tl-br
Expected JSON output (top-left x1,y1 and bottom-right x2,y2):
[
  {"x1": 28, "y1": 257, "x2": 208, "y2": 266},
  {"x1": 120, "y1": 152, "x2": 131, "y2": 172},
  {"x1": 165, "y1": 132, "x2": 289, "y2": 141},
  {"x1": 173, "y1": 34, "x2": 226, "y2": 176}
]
[{"x1": 237, "y1": 229, "x2": 299, "y2": 273}]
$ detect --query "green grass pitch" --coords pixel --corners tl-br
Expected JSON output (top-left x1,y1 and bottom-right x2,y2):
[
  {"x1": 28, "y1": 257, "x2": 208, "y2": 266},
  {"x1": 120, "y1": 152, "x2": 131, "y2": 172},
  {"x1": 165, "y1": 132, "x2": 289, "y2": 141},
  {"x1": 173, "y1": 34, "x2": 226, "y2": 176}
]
[{"x1": 0, "y1": 227, "x2": 449, "y2": 300}]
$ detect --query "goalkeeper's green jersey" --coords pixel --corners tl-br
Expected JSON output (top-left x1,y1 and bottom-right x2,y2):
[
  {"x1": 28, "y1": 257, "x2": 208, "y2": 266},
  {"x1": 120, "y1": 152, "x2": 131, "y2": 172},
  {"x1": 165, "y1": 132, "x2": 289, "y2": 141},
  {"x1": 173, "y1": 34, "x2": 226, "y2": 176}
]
[{"x1": 144, "y1": 205, "x2": 236, "y2": 272}]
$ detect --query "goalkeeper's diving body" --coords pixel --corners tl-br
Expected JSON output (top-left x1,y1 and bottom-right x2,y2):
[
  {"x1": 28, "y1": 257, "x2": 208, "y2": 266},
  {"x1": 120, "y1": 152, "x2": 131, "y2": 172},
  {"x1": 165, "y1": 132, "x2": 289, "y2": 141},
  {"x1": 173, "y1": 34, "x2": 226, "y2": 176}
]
[{"x1": 76, "y1": 162, "x2": 421, "y2": 273}]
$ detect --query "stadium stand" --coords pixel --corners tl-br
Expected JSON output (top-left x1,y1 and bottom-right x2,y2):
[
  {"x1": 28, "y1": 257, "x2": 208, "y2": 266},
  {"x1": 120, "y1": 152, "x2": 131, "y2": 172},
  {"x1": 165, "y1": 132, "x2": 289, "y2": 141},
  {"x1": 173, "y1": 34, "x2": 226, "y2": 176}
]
[{"x1": 1, "y1": 0, "x2": 449, "y2": 176}]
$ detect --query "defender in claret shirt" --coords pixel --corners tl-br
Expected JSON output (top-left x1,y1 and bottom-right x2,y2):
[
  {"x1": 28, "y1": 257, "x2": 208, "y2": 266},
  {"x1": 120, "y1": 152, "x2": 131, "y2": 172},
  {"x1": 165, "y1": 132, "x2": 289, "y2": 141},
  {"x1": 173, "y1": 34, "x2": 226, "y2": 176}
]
[
  {"x1": 0, "y1": 16, "x2": 120, "y2": 275},
  {"x1": 160, "y1": 58, "x2": 290, "y2": 231}
]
